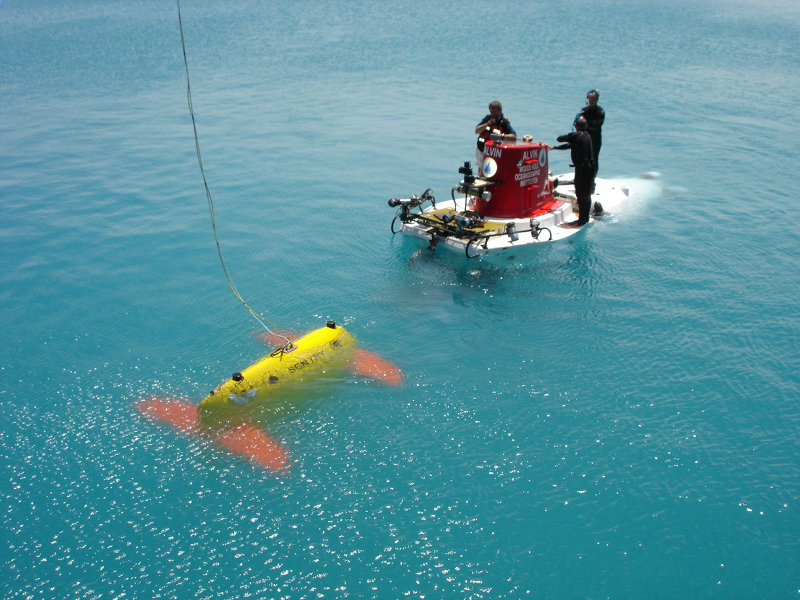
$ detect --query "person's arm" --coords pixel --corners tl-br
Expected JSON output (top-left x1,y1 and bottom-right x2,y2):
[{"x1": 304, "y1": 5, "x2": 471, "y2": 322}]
[
  {"x1": 503, "y1": 120, "x2": 518, "y2": 141},
  {"x1": 476, "y1": 119, "x2": 517, "y2": 141},
  {"x1": 553, "y1": 132, "x2": 571, "y2": 148},
  {"x1": 475, "y1": 118, "x2": 494, "y2": 135},
  {"x1": 493, "y1": 118, "x2": 517, "y2": 141}
]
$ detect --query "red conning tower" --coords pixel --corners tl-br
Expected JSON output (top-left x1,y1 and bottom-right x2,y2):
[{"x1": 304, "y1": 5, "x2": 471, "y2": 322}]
[{"x1": 475, "y1": 138, "x2": 558, "y2": 219}]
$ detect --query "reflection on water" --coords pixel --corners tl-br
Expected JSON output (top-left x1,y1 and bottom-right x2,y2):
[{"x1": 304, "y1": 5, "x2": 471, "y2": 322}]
[{"x1": 3, "y1": 0, "x2": 799, "y2": 597}]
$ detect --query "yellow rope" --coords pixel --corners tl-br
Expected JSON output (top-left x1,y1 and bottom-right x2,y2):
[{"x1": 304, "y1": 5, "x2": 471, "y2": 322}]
[{"x1": 176, "y1": 0, "x2": 290, "y2": 347}]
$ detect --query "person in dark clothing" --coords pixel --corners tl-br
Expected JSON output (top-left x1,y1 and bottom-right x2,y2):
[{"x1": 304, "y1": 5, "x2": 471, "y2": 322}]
[
  {"x1": 475, "y1": 100, "x2": 517, "y2": 141},
  {"x1": 552, "y1": 116, "x2": 594, "y2": 227},
  {"x1": 577, "y1": 89, "x2": 604, "y2": 180}
]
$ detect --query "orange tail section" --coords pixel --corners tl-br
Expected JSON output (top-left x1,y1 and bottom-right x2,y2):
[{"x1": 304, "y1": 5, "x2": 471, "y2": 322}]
[
  {"x1": 134, "y1": 396, "x2": 292, "y2": 472},
  {"x1": 350, "y1": 348, "x2": 404, "y2": 386}
]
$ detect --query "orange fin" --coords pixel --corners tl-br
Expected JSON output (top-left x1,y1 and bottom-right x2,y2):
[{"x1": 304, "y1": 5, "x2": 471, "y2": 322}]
[
  {"x1": 135, "y1": 395, "x2": 200, "y2": 433},
  {"x1": 350, "y1": 348, "x2": 404, "y2": 386},
  {"x1": 134, "y1": 396, "x2": 292, "y2": 472},
  {"x1": 214, "y1": 424, "x2": 293, "y2": 472}
]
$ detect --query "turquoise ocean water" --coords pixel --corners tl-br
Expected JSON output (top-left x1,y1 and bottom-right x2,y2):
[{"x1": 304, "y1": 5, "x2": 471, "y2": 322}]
[{"x1": 2, "y1": 1, "x2": 799, "y2": 597}]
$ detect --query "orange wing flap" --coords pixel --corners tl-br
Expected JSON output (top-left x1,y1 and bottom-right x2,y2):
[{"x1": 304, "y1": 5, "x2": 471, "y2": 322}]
[{"x1": 134, "y1": 396, "x2": 292, "y2": 472}]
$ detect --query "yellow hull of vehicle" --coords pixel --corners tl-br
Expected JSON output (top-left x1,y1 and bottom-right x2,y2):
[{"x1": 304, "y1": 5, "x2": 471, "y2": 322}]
[{"x1": 200, "y1": 323, "x2": 356, "y2": 410}]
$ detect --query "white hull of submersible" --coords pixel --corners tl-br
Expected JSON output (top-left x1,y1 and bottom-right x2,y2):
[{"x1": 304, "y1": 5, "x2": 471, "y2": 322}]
[
  {"x1": 388, "y1": 134, "x2": 633, "y2": 258},
  {"x1": 393, "y1": 174, "x2": 631, "y2": 257}
]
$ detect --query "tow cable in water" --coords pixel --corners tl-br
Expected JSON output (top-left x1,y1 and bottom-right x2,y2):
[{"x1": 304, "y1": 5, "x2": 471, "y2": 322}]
[{"x1": 176, "y1": 0, "x2": 293, "y2": 353}]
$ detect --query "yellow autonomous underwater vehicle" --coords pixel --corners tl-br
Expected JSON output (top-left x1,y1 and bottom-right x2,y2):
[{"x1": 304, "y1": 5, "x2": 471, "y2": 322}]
[
  {"x1": 136, "y1": 321, "x2": 402, "y2": 471},
  {"x1": 200, "y1": 321, "x2": 357, "y2": 409}
]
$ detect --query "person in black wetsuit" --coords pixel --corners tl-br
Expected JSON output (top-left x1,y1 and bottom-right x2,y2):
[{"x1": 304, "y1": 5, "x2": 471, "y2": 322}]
[
  {"x1": 552, "y1": 116, "x2": 594, "y2": 227},
  {"x1": 577, "y1": 89, "x2": 604, "y2": 180}
]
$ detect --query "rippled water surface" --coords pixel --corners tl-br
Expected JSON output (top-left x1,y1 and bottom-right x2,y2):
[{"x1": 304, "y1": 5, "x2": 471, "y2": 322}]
[{"x1": 2, "y1": 0, "x2": 799, "y2": 598}]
